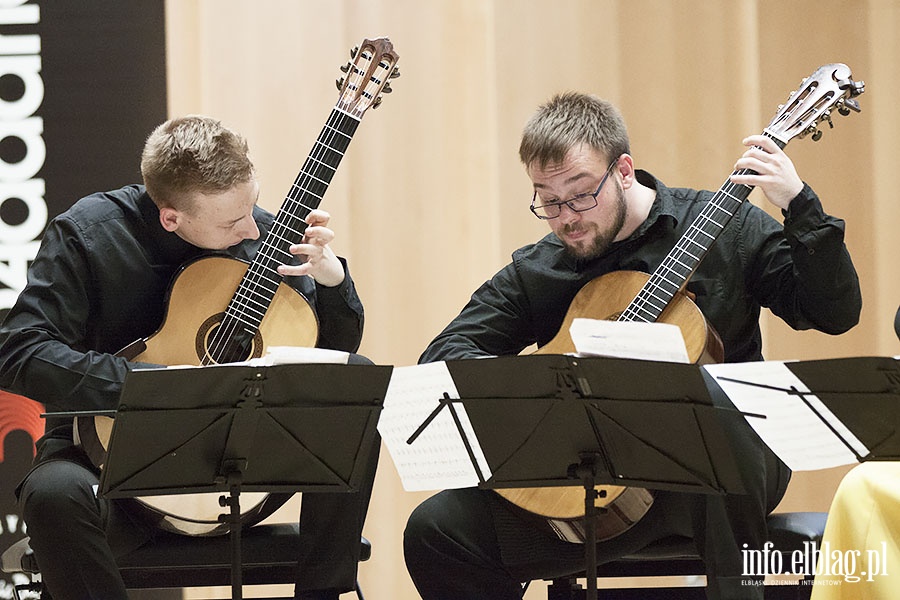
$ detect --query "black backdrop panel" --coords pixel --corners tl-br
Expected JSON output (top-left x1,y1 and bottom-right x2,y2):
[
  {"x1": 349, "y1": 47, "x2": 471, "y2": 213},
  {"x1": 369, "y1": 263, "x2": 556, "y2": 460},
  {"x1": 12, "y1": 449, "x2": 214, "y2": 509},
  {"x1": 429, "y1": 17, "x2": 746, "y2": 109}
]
[{"x1": 1, "y1": 2, "x2": 167, "y2": 593}]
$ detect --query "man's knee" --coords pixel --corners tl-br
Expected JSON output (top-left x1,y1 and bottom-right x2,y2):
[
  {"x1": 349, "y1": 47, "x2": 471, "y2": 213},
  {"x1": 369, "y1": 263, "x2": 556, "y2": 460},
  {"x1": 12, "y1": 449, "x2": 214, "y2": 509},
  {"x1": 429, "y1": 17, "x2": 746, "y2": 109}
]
[{"x1": 19, "y1": 461, "x2": 99, "y2": 531}]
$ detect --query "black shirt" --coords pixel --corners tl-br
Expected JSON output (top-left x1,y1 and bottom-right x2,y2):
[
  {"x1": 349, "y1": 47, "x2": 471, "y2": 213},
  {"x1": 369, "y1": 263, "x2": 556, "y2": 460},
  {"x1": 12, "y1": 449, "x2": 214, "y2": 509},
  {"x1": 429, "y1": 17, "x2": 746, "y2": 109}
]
[
  {"x1": 421, "y1": 170, "x2": 861, "y2": 364},
  {"x1": 0, "y1": 185, "x2": 365, "y2": 442}
]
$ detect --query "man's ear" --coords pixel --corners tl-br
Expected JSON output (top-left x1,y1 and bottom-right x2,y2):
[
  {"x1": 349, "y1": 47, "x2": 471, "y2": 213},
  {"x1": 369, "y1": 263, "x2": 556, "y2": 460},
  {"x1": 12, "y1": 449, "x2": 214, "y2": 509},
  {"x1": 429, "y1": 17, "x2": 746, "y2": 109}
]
[
  {"x1": 159, "y1": 207, "x2": 181, "y2": 232},
  {"x1": 617, "y1": 154, "x2": 637, "y2": 189}
]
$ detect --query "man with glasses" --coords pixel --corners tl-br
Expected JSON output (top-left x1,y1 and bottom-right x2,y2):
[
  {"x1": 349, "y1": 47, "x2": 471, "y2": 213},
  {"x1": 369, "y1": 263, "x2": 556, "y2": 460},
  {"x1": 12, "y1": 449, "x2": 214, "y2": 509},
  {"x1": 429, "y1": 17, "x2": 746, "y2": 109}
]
[{"x1": 404, "y1": 92, "x2": 861, "y2": 599}]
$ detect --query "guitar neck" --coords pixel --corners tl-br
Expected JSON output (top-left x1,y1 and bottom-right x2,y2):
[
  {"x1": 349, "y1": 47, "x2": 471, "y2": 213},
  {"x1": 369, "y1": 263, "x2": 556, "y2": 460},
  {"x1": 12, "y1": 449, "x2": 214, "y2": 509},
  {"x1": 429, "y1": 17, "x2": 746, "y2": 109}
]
[
  {"x1": 227, "y1": 108, "x2": 361, "y2": 332},
  {"x1": 619, "y1": 133, "x2": 785, "y2": 323}
]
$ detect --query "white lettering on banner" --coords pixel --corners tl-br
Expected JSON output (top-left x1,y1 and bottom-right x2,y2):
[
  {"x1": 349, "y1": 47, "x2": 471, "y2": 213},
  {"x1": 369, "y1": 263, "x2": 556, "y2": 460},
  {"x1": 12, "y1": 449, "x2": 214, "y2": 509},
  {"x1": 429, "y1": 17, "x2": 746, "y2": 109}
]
[{"x1": 0, "y1": 1, "x2": 44, "y2": 312}]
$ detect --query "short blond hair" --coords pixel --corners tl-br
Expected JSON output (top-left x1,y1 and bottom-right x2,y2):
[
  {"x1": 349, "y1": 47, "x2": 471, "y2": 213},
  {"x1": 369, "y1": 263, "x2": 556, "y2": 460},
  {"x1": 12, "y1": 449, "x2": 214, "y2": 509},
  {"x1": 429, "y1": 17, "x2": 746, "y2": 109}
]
[
  {"x1": 519, "y1": 92, "x2": 631, "y2": 170},
  {"x1": 140, "y1": 115, "x2": 254, "y2": 210}
]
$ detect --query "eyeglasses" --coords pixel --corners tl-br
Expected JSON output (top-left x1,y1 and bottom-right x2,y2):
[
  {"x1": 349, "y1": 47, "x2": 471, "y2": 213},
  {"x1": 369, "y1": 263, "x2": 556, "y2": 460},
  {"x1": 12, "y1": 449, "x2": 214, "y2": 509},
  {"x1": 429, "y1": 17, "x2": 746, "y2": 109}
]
[{"x1": 529, "y1": 156, "x2": 619, "y2": 220}]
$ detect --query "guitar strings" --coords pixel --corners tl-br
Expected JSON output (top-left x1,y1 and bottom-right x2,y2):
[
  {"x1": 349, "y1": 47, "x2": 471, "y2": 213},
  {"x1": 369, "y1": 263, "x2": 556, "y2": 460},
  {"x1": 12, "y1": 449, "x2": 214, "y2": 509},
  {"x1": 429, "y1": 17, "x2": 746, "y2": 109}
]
[
  {"x1": 202, "y1": 109, "x2": 355, "y2": 364},
  {"x1": 618, "y1": 169, "x2": 756, "y2": 324},
  {"x1": 203, "y1": 48, "x2": 385, "y2": 365}
]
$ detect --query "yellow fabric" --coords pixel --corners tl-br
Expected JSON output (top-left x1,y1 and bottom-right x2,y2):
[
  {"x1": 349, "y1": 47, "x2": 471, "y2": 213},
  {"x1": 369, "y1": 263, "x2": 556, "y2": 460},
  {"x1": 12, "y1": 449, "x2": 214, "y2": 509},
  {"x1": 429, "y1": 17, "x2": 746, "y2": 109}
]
[{"x1": 810, "y1": 462, "x2": 900, "y2": 599}]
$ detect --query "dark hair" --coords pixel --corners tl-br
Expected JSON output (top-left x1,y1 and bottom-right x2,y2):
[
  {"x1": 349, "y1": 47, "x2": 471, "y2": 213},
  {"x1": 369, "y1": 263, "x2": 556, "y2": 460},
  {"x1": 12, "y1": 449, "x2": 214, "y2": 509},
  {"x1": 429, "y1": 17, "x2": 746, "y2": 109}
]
[
  {"x1": 140, "y1": 115, "x2": 254, "y2": 210},
  {"x1": 519, "y1": 92, "x2": 631, "y2": 169}
]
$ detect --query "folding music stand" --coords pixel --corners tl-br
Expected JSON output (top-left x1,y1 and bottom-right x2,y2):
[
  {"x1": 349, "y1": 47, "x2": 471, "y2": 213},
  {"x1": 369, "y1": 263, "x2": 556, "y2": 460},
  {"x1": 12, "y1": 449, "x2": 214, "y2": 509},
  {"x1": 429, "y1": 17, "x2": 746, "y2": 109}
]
[
  {"x1": 98, "y1": 362, "x2": 391, "y2": 600},
  {"x1": 408, "y1": 354, "x2": 747, "y2": 599},
  {"x1": 719, "y1": 355, "x2": 900, "y2": 461}
]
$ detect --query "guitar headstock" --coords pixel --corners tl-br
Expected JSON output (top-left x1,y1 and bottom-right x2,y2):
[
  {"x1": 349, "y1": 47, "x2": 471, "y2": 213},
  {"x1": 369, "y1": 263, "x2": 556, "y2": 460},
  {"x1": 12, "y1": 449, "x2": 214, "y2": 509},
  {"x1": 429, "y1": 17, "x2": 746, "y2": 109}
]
[
  {"x1": 335, "y1": 37, "x2": 400, "y2": 118},
  {"x1": 765, "y1": 63, "x2": 864, "y2": 144}
]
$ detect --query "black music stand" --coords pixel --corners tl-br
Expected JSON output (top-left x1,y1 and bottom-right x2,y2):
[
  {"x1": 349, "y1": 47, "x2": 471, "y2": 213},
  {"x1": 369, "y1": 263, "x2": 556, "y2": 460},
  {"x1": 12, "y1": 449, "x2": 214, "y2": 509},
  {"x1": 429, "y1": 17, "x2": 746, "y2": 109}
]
[
  {"x1": 407, "y1": 354, "x2": 747, "y2": 599},
  {"x1": 98, "y1": 362, "x2": 390, "y2": 600},
  {"x1": 716, "y1": 355, "x2": 900, "y2": 462}
]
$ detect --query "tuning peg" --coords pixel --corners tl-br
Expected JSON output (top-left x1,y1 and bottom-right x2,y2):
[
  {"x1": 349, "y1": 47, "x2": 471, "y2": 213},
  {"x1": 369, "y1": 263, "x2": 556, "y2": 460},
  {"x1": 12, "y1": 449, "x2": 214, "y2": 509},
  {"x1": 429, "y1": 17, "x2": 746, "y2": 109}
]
[
  {"x1": 811, "y1": 129, "x2": 823, "y2": 142},
  {"x1": 390, "y1": 67, "x2": 401, "y2": 79},
  {"x1": 335, "y1": 78, "x2": 344, "y2": 91},
  {"x1": 838, "y1": 97, "x2": 862, "y2": 115},
  {"x1": 372, "y1": 96, "x2": 383, "y2": 109},
  {"x1": 340, "y1": 63, "x2": 350, "y2": 73},
  {"x1": 350, "y1": 46, "x2": 359, "y2": 59},
  {"x1": 382, "y1": 83, "x2": 392, "y2": 94}
]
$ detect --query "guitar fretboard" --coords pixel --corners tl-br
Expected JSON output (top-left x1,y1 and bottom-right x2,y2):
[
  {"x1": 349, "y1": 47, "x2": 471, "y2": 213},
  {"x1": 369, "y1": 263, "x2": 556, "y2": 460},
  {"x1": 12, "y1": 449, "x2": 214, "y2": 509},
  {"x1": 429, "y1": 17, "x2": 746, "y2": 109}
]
[
  {"x1": 618, "y1": 133, "x2": 785, "y2": 323},
  {"x1": 212, "y1": 108, "x2": 360, "y2": 360}
]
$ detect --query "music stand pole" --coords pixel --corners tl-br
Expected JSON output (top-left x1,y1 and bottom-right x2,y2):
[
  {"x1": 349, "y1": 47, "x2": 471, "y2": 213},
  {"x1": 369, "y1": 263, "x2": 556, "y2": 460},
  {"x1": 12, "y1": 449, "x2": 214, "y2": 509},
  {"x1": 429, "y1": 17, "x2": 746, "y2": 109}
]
[
  {"x1": 573, "y1": 453, "x2": 603, "y2": 599},
  {"x1": 220, "y1": 461, "x2": 246, "y2": 599}
]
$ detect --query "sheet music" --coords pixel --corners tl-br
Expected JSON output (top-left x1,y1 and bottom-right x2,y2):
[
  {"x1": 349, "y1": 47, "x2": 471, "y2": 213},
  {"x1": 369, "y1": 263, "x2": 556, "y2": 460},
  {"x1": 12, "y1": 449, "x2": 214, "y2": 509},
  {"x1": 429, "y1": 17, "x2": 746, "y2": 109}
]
[
  {"x1": 569, "y1": 318, "x2": 690, "y2": 363},
  {"x1": 704, "y1": 361, "x2": 868, "y2": 471},
  {"x1": 377, "y1": 361, "x2": 492, "y2": 492}
]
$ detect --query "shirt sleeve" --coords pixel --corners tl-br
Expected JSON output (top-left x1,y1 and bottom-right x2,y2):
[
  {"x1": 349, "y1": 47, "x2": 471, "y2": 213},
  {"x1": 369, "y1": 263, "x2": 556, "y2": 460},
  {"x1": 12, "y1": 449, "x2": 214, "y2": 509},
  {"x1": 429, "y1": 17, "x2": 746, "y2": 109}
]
[
  {"x1": 289, "y1": 256, "x2": 365, "y2": 353},
  {"x1": 0, "y1": 217, "x2": 131, "y2": 412},
  {"x1": 419, "y1": 262, "x2": 534, "y2": 363},
  {"x1": 740, "y1": 183, "x2": 862, "y2": 334}
]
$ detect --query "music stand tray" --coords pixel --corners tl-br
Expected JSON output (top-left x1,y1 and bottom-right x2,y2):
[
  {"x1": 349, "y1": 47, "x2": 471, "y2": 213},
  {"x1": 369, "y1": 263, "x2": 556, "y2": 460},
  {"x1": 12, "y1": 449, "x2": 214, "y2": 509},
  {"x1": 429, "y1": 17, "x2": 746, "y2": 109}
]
[{"x1": 98, "y1": 362, "x2": 391, "y2": 600}]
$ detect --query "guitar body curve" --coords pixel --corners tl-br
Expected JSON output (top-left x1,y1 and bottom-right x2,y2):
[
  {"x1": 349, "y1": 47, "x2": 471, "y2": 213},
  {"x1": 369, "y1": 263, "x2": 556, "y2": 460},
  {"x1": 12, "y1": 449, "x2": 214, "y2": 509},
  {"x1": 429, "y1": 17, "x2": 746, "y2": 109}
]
[
  {"x1": 125, "y1": 255, "x2": 319, "y2": 365},
  {"x1": 494, "y1": 270, "x2": 722, "y2": 542},
  {"x1": 75, "y1": 255, "x2": 319, "y2": 535},
  {"x1": 538, "y1": 270, "x2": 723, "y2": 363}
]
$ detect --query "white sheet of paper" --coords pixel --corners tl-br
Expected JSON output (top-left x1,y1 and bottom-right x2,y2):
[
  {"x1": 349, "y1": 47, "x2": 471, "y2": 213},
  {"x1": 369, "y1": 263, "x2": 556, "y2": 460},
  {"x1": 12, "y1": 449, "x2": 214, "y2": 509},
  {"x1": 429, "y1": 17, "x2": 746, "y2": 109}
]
[
  {"x1": 569, "y1": 318, "x2": 690, "y2": 363},
  {"x1": 704, "y1": 361, "x2": 867, "y2": 471},
  {"x1": 377, "y1": 362, "x2": 492, "y2": 492},
  {"x1": 257, "y1": 346, "x2": 350, "y2": 365}
]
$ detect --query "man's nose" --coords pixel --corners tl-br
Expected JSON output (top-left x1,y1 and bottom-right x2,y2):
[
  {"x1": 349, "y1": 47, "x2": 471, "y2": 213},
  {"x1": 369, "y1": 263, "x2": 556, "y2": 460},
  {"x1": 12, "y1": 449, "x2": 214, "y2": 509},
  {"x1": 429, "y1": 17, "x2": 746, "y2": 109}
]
[{"x1": 239, "y1": 215, "x2": 260, "y2": 240}]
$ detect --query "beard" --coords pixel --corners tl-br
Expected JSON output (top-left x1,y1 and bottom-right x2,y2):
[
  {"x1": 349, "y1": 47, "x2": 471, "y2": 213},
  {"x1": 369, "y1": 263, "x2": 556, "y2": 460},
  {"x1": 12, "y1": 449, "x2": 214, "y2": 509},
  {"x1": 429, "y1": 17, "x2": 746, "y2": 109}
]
[{"x1": 560, "y1": 181, "x2": 627, "y2": 260}]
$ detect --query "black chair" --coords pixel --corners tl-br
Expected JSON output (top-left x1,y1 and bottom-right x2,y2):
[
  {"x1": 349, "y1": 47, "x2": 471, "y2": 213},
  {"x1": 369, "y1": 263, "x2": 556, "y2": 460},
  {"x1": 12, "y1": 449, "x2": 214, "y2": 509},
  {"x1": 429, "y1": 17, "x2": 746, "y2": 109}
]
[
  {"x1": 545, "y1": 511, "x2": 825, "y2": 600},
  {"x1": 2, "y1": 523, "x2": 370, "y2": 600}
]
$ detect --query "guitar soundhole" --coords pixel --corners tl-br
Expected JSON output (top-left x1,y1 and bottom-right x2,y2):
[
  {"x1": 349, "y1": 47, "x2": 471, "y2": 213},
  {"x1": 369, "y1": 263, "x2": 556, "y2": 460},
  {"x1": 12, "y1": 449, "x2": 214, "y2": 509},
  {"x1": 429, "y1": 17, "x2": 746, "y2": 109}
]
[{"x1": 196, "y1": 312, "x2": 264, "y2": 364}]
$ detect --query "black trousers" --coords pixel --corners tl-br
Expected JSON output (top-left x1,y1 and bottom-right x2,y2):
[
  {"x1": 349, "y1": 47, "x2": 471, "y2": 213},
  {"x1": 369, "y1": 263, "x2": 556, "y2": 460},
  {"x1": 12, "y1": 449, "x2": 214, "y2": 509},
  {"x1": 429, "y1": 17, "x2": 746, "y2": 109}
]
[
  {"x1": 403, "y1": 371, "x2": 791, "y2": 600},
  {"x1": 17, "y1": 357, "x2": 380, "y2": 600}
]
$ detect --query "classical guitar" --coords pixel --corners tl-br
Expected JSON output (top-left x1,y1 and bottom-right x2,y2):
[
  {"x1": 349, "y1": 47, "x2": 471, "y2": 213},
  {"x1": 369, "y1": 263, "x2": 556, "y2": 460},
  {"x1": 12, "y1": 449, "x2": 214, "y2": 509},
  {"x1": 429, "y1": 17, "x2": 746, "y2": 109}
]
[
  {"x1": 496, "y1": 63, "x2": 865, "y2": 543},
  {"x1": 73, "y1": 38, "x2": 400, "y2": 536}
]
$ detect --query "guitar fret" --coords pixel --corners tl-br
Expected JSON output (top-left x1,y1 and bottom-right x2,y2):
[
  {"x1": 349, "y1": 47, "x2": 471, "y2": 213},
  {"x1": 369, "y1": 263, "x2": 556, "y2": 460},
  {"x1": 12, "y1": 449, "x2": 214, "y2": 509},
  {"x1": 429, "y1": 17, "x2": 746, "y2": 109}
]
[
  {"x1": 289, "y1": 181, "x2": 326, "y2": 202},
  {"x1": 322, "y1": 122, "x2": 354, "y2": 142},
  {"x1": 635, "y1": 289, "x2": 668, "y2": 312},
  {"x1": 307, "y1": 147, "x2": 344, "y2": 173},
  {"x1": 622, "y1": 305, "x2": 655, "y2": 322},
  {"x1": 669, "y1": 249, "x2": 699, "y2": 266},
  {"x1": 265, "y1": 229, "x2": 302, "y2": 249},
  {"x1": 708, "y1": 203, "x2": 735, "y2": 219},
  {"x1": 218, "y1": 82, "x2": 367, "y2": 335},
  {"x1": 719, "y1": 188, "x2": 744, "y2": 203},
  {"x1": 623, "y1": 174, "x2": 752, "y2": 323}
]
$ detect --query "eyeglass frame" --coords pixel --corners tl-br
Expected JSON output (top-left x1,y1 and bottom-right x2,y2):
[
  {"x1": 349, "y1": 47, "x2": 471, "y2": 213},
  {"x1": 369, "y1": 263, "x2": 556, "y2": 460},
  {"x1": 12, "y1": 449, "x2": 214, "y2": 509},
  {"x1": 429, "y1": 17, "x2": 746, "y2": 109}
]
[{"x1": 529, "y1": 155, "x2": 620, "y2": 220}]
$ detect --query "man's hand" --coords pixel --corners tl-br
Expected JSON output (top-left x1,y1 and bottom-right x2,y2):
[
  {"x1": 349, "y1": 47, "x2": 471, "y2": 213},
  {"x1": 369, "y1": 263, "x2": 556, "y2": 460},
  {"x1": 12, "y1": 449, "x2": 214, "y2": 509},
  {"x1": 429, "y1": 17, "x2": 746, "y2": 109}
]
[
  {"x1": 730, "y1": 134, "x2": 804, "y2": 211},
  {"x1": 276, "y1": 209, "x2": 345, "y2": 287}
]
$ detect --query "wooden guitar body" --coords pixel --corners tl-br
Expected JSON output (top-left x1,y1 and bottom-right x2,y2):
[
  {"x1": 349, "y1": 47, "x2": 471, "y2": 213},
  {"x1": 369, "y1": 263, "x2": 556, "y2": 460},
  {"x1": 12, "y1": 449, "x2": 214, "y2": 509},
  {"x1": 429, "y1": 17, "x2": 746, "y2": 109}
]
[
  {"x1": 494, "y1": 270, "x2": 722, "y2": 542},
  {"x1": 120, "y1": 255, "x2": 318, "y2": 366},
  {"x1": 537, "y1": 270, "x2": 723, "y2": 363},
  {"x1": 75, "y1": 255, "x2": 319, "y2": 536}
]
